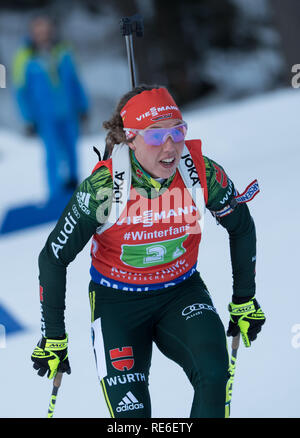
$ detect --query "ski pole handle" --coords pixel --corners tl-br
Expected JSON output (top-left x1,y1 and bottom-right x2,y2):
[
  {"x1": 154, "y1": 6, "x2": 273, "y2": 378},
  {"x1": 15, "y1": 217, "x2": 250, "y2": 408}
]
[{"x1": 47, "y1": 372, "x2": 63, "y2": 418}]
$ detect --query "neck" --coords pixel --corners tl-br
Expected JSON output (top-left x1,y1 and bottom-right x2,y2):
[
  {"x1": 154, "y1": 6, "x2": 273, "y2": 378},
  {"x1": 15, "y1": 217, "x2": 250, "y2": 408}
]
[{"x1": 131, "y1": 150, "x2": 167, "y2": 192}]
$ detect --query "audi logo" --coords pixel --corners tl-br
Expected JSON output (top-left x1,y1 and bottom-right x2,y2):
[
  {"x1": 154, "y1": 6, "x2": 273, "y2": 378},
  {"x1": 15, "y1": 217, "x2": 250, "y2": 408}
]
[{"x1": 182, "y1": 303, "x2": 216, "y2": 316}]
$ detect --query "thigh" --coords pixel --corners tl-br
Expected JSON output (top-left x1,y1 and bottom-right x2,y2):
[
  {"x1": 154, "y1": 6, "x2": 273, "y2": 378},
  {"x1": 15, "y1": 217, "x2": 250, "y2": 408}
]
[
  {"x1": 154, "y1": 274, "x2": 228, "y2": 383},
  {"x1": 89, "y1": 286, "x2": 154, "y2": 418}
]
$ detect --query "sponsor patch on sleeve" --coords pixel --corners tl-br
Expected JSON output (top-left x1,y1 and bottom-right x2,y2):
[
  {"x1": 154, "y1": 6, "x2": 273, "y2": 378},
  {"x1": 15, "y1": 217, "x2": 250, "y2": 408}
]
[{"x1": 212, "y1": 179, "x2": 260, "y2": 219}]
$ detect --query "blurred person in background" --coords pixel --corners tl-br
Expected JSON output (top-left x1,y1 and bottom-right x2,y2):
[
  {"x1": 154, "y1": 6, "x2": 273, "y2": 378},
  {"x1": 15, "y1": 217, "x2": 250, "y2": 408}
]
[{"x1": 12, "y1": 15, "x2": 89, "y2": 197}]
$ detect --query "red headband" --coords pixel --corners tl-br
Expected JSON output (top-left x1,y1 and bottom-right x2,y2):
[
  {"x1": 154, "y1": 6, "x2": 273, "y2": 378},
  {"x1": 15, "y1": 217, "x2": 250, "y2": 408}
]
[{"x1": 120, "y1": 88, "x2": 182, "y2": 134}]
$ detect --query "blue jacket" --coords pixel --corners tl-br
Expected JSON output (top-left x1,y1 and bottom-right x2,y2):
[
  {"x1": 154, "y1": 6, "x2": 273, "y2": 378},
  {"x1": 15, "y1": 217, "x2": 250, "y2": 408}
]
[{"x1": 12, "y1": 39, "x2": 89, "y2": 125}]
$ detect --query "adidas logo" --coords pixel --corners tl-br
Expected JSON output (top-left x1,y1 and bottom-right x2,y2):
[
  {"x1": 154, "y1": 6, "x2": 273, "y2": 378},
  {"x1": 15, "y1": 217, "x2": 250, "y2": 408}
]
[
  {"x1": 76, "y1": 192, "x2": 91, "y2": 215},
  {"x1": 116, "y1": 391, "x2": 144, "y2": 413}
]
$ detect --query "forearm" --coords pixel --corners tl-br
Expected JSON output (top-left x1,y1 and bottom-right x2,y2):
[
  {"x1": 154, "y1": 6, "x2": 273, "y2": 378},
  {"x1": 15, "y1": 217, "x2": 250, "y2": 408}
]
[
  {"x1": 38, "y1": 248, "x2": 67, "y2": 338},
  {"x1": 219, "y1": 204, "x2": 256, "y2": 300}
]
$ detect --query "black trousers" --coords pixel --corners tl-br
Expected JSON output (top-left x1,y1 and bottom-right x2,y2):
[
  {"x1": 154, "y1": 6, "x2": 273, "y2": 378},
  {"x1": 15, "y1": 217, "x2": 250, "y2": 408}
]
[{"x1": 89, "y1": 271, "x2": 229, "y2": 418}]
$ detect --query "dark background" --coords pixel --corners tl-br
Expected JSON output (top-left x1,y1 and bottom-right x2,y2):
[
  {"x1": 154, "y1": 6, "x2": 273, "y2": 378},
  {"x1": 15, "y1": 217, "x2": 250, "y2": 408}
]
[{"x1": 0, "y1": 0, "x2": 298, "y2": 133}]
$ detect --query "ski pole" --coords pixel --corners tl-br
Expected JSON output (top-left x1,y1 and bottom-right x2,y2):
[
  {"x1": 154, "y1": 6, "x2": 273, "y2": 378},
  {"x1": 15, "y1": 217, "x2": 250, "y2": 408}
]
[
  {"x1": 225, "y1": 332, "x2": 240, "y2": 417},
  {"x1": 47, "y1": 372, "x2": 63, "y2": 418}
]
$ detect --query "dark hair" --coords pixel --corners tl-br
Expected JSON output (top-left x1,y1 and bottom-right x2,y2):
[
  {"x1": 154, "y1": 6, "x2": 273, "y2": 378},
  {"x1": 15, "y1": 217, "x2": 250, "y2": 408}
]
[{"x1": 102, "y1": 84, "x2": 163, "y2": 157}]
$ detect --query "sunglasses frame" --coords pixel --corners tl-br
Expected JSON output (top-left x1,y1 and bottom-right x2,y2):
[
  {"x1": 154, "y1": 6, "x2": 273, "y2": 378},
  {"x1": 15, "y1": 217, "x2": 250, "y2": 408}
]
[{"x1": 124, "y1": 121, "x2": 188, "y2": 146}]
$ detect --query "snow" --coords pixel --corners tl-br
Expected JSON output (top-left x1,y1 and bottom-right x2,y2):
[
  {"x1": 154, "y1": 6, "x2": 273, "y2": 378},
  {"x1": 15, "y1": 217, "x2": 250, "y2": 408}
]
[{"x1": 0, "y1": 87, "x2": 299, "y2": 418}]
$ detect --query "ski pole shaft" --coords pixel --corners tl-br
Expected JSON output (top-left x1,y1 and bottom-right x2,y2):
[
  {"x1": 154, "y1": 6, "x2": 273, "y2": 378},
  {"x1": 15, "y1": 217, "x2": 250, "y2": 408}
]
[
  {"x1": 47, "y1": 372, "x2": 63, "y2": 418},
  {"x1": 225, "y1": 332, "x2": 240, "y2": 417},
  {"x1": 232, "y1": 332, "x2": 240, "y2": 354}
]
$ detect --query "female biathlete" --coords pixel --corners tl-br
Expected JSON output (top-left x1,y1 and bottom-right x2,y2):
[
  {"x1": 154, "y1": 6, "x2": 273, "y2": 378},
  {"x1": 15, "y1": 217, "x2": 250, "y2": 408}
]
[{"x1": 31, "y1": 85, "x2": 265, "y2": 418}]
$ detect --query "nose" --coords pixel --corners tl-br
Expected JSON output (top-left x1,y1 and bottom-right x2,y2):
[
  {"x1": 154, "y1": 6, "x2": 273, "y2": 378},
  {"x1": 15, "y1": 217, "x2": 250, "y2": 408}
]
[{"x1": 162, "y1": 135, "x2": 176, "y2": 152}]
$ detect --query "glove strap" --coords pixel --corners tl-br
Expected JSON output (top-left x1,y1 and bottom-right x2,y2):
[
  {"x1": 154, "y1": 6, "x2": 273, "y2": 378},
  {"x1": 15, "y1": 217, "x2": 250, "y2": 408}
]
[
  {"x1": 228, "y1": 300, "x2": 256, "y2": 317},
  {"x1": 42, "y1": 334, "x2": 68, "y2": 351}
]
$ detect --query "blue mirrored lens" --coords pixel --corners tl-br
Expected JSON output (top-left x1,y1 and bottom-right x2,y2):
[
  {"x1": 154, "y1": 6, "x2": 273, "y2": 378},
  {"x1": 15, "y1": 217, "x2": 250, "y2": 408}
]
[
  {"x1": 143, "y1": 124, "x2": 187, "y2": 146},
  {"x1": 171, "y1": 127, "x2": 185, "y2": 142},
  {"x1": 144, "y1": 130, "x2": 164, "y2": 145}
]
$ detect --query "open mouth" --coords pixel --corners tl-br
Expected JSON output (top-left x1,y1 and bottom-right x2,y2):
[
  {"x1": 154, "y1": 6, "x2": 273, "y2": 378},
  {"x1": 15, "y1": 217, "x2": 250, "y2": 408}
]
[{"x1": 160, "y1": 157, "x2": 175, "y2": 167}]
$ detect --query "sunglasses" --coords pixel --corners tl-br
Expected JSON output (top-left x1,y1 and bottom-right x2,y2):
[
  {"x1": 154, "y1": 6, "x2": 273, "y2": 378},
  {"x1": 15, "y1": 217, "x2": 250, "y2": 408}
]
[{"x1": 124, "y1": 121, "x2": 188, "y2": 146}]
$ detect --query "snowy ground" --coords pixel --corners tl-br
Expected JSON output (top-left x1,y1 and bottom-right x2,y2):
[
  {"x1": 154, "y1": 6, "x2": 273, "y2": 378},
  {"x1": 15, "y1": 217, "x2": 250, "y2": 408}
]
[{"x1": 0, "y1": 87, "x2": 299, "y2": 418}]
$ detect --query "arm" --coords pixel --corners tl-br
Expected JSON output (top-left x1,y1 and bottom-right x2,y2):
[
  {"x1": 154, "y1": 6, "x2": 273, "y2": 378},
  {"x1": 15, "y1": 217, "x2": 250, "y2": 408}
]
[
  {"x1": 38, "y1": 165, "x2": 112, "y2": 338},
  {"x1": 204, "y1": 157, "x2": 256, "y2": 301},
  {"x1": 217, "y1": 204, "x2": 256, "y2": 301},
  {"x1": 204, "y1": 156, "x2": 265, "y2": 346}
]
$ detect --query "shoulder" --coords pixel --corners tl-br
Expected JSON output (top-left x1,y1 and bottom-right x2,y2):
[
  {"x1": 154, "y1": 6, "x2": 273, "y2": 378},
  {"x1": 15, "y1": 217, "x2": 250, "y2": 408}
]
[
  {"x1": 83, "y1": 160, "x2": 113, "y2": 199},
  {"x1": 203, "y1": 155, "x2": 228, "y2": 183},
  {"x1": 203, "y1": 155, "x2": 236, "y2": 211},
  {"x1": 89, "y1": 161, "x2": 113, "y2": 191},
  {"x1": 70, "y1": 164, "x2": 113, "y2": 223}
]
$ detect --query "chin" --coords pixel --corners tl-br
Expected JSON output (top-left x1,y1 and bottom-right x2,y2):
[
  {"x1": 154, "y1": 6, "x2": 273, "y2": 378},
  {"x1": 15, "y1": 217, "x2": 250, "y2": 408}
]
[{"x1": 156, "y1": 167, "x2": 176, "y2": 179}]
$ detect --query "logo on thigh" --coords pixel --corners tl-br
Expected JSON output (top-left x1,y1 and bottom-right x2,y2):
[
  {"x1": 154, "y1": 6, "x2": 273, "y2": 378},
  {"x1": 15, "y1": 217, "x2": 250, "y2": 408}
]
[
  {"x1": 116, "y1": 391, "x2": 144, "y2": 413},
  {"x1": 105, "y1": 372, "x2": 146, "y2": 387},
  {"x1": 182, "y1": 303, "x2": 217, "y2": 320},
  {"x1": 109, "y1": 346, "x2": 135, "y2": 371}
]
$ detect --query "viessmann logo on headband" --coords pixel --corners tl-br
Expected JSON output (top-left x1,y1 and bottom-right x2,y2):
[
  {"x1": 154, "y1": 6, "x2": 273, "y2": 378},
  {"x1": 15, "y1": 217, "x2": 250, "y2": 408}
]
[
  {"x1": 136, "y1": 105, "x2": 179, "y2": 122},
  {"x1": 121, "y1": 105, "x2": 179, "y2": 123}
]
